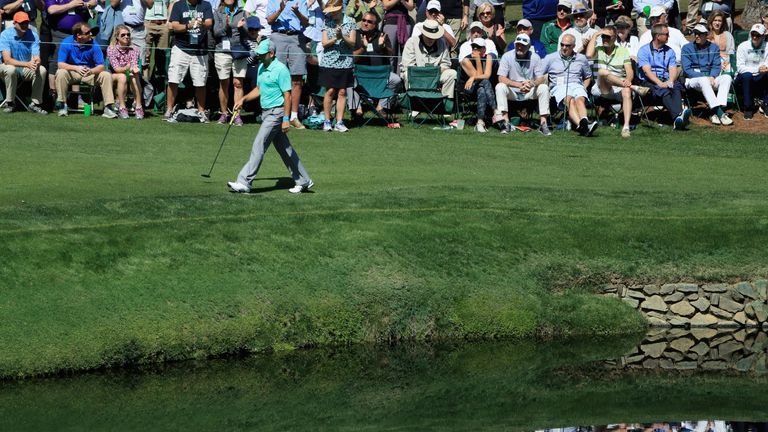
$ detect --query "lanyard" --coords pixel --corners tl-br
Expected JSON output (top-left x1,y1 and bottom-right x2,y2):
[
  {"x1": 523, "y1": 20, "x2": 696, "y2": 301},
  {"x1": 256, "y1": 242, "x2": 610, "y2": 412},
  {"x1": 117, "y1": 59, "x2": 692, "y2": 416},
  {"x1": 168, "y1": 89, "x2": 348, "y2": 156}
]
[
  {"x1": 514, "y1": 52, "x2": 531, "y2": 80},
  {"x1": 186, "y1": 0, "x2": 198, "y2": 18}
]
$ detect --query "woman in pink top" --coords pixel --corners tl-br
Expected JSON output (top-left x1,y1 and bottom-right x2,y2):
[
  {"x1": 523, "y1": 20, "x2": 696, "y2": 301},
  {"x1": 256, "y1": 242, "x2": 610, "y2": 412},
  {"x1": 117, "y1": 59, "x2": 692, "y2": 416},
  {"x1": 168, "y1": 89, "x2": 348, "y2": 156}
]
[
  {"x1": 107, "y1": 24, "x2": 145, "y2": 119},
  {"x1": 707, "y1": 11, "x2": 735, "y2": 74}
]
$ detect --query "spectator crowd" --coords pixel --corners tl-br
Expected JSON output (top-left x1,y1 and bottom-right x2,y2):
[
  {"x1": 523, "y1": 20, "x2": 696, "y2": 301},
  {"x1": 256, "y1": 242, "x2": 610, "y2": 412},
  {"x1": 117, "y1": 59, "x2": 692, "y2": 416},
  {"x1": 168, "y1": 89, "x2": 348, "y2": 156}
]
[{"x1": 2, "y1": 0, "x2": 768, "y2": 137}]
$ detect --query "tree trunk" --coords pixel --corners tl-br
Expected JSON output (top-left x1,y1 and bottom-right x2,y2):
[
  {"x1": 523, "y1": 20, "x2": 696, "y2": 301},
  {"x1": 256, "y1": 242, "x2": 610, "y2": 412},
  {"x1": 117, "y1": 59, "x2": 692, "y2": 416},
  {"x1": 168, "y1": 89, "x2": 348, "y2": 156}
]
[{"x1": 742, "y1": 0, "x2": 768, "y2": 28}]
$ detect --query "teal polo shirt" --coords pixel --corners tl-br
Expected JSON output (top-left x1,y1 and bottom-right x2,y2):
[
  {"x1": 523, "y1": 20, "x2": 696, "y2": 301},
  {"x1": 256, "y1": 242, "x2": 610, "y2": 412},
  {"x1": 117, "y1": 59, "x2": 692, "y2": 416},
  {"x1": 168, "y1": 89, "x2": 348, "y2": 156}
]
[{"x1": 257, "y1": 59, "x2": 291, "y2": 109}]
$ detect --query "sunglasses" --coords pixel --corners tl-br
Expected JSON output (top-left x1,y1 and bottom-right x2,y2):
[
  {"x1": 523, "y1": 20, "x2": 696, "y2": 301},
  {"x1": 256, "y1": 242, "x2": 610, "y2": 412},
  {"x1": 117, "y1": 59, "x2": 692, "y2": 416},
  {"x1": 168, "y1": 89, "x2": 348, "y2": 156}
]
[
  {"x1": 479, "y1": 11, "x2": 492, "y2": 16},
  {"x1": 427, "y1": 8, "x2": 439, "y2": 13},
  {"x1": 557, "y1": 6, "x2": 571, "y2": 12},
  {"x1": 361, "y1": 18, "x2": 375, "y2": 23},
  {"x1": 119, "y1": 33, "x2": 131, "y2": 37},
  {"x1": 658, "y1": 32, "x2": 669, "y2": 36},
  {"x1": 601, "y1": 35, "x2": 614, "y2": 39},
  {"x1": 560, "y1": 43, "x2": 574, "y2": 47},
  {"x1": 78, "y1": 31, "x2": 92, "y2": 36}
]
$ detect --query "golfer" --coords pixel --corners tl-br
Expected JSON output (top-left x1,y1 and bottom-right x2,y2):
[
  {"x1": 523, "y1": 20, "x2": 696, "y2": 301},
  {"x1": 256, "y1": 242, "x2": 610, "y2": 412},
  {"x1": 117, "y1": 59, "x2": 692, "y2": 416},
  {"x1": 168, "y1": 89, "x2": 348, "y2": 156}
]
[{"x1": 227, "y1": 39, "x2": 314, "y2": 194}]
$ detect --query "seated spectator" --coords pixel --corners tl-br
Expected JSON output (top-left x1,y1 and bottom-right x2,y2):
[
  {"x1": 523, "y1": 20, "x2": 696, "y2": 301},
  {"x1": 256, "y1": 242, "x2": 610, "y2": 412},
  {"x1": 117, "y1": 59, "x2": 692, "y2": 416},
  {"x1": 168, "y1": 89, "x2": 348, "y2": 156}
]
[
  {"x1": 459, "y1": 38, "x2": 495, "y2": 132},
  {"x1": 0, "y1": 11, "x2": 48, "y2": 114},
  {"x1": 107, "y1": 24, "x2": 144, "y2": 119},
  {"x1": 536, "y1": 33, "x2": 599, "y2": 136},
  {"x1": 346, "y1": 0, "x2": 383, "y2": 23},
  {"x1": 638, "y1": 6, "x2": 687, "y2": 64},
  {"x1": 413, "y1": 0, "x2": 456, "y2": 49},
  {"x1": 165, "y1": 0, "x2": 213, "y2": 120},
  {"x1": 506, "y1": 19, "x2": 546, "y2": 59},
  {"x1": 707, "y1": 11, "x2": 734, "y2": 74},
  {"x1": 349, "y1": 11, "x2": 402, "y2": 120},
  {"x1": 541, "y1": 0, "x2": 571, "y2": 54},
  {"x1": 494, "y1": 33, "x2": 551, "y2": 135},
  {"x1": 735, "y1": 24, "x2": 768, "y2": 120},
  {"x1": 400, "y1": 19, "x2": 456, "y2": 99},
  {"x1": 586, "y1": 26, "x2": 643, "y2": 137},
  {"x1": 614, "y1": 15, "x2": 639, "y2": 61},
  {"x1": 558, "y1": 2, "x2": 600, "y2": 54},
  {"x1": 682, "y1": 24, "x2": 732, "y2": 125},
  {"x1": 458, "y1": 21, "x2": 498, "y2": 60},
  {"x1": 213, "y1": 0, "x2": 247, "y2": 125},
  {"x1": 44, "y1": 0, "x2": 95, "y2": 97},
  {"x1": 594, "y1": 0, "x2": 632, "y2": 27},
  {"x1": 54, "y1": 22, "x2": 118, "y2": 118},
  {"x1": 475, "y1": 1, "x2": 505, "y2": 53},
  {"x1": 637, "y1": 23, "x2": 690, "y2": 129},
  {"x1": 319, "y1": 0, "x2": 356, "y2": 132}
]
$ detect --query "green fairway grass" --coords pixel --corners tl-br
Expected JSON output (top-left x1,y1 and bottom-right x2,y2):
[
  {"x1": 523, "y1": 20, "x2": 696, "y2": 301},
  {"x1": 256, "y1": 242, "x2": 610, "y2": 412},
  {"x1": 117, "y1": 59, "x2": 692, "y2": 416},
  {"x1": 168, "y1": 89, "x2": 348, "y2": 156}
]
[{"x1": 1, "y1": 114, "x2": 767, "y2": 378}]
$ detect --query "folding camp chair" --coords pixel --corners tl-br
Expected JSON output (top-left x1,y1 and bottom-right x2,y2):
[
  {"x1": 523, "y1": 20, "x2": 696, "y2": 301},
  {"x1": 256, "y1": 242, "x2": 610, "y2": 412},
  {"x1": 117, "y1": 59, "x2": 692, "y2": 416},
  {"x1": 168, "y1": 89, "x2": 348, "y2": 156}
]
[
  {"x1": 400, "y1": 65, "x2": 452, "y2": 127},
  {"x1": 353, "y1": 64, "x2": 398, "y2": 127}
]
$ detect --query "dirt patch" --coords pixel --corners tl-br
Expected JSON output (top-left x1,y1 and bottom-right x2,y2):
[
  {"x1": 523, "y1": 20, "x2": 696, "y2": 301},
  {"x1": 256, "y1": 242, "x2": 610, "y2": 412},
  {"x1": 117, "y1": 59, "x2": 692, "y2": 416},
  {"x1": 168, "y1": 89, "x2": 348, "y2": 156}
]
[{"x1": 688, "y1": 106, "x2": 768, "y2": 134}]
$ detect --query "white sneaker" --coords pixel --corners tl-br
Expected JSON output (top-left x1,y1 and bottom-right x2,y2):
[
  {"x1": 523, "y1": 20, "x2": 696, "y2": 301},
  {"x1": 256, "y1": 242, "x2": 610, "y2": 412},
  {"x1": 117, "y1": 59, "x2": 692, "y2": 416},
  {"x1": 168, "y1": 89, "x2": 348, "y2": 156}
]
[
  {"x1": 227, "y1": 181, "x2": 251, "y2": 193},
  {"x1": 334, "y1": 122, "x2": 349, "y2": 132},
  {"x1": 323, "y1": 121, "x2": 332, "y2": 131},
  {"x1": 102, "y1": 105, "x2": 118, "y2": 119},
  {"x1": 289, "y1": 180, "x2": 314, "y2": 194},
  {"x1": 475, "y1": 119, "x2": 487, "y2": 133},
  {"x1": 621, "y1": 127, "x2": 631, "y2": 138},
  {"x1": 58, "y1": 106, "x2": 68, "y2": 117},
  {"x1": 720, "y1": 113, "x2": 733, "y2": 125},
  {"x1": 710, "y1": 114, "x2": 721, "y2": 125}
]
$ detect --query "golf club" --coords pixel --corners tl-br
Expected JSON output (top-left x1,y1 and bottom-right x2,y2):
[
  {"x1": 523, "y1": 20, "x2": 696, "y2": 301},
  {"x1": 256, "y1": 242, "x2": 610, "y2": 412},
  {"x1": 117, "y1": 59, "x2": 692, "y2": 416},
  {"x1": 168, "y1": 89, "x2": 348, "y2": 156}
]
[{"x1": 201, "y1": 109, "x2": 239, "y2": 178}]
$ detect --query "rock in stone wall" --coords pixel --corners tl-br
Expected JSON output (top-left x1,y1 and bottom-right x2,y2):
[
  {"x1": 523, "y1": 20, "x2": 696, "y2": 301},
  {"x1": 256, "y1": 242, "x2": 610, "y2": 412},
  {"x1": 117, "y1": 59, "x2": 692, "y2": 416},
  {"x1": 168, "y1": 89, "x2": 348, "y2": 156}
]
[{"x1": 600, "y1": 280, "x2": 768, "y2": 328}]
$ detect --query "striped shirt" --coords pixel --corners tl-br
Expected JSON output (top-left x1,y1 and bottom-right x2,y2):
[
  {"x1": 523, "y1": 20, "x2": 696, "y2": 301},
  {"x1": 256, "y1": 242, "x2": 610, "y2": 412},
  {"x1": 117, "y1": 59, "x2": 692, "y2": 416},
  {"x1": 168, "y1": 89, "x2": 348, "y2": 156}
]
[{"x1": 594, "y1": 45, "x2": 630, "y2": 79}]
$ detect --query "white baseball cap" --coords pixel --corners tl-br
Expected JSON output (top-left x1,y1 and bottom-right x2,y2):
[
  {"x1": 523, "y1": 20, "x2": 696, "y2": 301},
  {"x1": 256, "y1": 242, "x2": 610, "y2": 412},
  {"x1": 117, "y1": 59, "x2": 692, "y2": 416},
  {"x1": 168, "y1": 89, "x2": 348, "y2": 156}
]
[
  {"x1": 516, "y1": 18, "x2": 532, "y2": 28},
  {"x1": 470, "y1": 37, "x2": 486, "y2": 48},
  {"x1": 426, "y1": 0, "x2": 441, "y2": 11},
  {"x1": 649, "y1": 5, "x2": 666, "y2": 18},
  {"x1": 514, "y1": 34, "x2": 530, "y2": 46},
  {"x1": 692, "y1": 24, "x2": 708, "y2": 34},
  {"x1": 751, "y1": 23, "x2": 766, "y2": 35}
]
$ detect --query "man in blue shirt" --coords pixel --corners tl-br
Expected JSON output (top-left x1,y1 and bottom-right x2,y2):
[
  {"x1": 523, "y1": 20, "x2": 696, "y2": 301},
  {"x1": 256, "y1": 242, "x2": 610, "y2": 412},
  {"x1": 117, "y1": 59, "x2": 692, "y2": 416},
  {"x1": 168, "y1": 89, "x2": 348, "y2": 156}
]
[
  {"x1": 266, "y1": 0, "x2": 309, "y2": 129},
  {"x1": 54, "y1": 22, "x2": 118, "y2": 117},
  {"x1": 681, "y1": 24, "x2": 733, "y2": 126},
  {"x1": 0, "y1": 11, "x2": 47, "y2": 114},
  {"x1": 637, "y1": 23, "x2": 690, "y2": 130},
  {"x1": 228, "y1": 39, "x2": 313, "y2": 195}
]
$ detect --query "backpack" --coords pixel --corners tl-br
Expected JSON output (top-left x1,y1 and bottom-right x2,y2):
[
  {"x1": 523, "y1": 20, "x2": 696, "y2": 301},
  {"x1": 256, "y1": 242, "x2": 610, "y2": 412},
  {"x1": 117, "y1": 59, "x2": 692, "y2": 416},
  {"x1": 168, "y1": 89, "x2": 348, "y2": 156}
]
[{"x1": 168, "y1": 108, "x2": 206, "y2": 123}]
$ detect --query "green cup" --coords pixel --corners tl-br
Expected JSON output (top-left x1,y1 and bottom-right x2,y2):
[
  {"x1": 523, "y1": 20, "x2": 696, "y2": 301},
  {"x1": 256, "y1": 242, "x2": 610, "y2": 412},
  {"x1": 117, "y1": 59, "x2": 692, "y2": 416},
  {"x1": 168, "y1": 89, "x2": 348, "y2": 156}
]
[{"x1": 83, "y1": 103, "x2": 92, "y2": 117}]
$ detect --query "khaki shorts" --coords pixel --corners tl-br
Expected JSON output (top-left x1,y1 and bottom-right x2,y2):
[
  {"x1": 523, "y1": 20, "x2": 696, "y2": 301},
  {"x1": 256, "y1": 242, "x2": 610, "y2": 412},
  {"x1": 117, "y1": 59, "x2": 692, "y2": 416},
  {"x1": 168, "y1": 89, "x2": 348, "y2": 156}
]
[
  {"x1": 168, "y1": 45, "x2": 208, "y2": 87},
  {"x1": 214, "y1": 52, "x2": 248, "y2": 80}
]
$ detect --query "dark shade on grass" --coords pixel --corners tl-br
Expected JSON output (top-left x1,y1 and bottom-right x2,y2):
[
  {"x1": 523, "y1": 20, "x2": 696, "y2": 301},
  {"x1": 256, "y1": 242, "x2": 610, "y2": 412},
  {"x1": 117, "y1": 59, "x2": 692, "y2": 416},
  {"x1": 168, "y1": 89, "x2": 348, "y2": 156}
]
[{"x1": 2, "y1": 115, "x2": 767, "y2": 377}]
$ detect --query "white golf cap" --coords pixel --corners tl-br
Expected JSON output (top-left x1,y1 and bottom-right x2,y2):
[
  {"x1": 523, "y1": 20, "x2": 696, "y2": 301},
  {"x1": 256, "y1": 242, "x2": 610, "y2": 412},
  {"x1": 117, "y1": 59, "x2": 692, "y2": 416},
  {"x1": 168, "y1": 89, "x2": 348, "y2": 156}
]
[
  {"x1": 470, "y1": 37, "x2": 486, "y2": 48},
  {"x1": 649, "y1": 5, "x2": 666, "y2": 18},
  {"x1": 558, "y1": 0, "x2": 571, "y2": 8},
  {"x1": 516, "y1": 18, "x2": 532, "y2": 28},
  {"x1": 514, "y1": 33, "x2": 530, "y2": 45},
  {"x1": 751, "y1": 23, "x2": 766, "y2": 35},
  {"x1": 693, "y1": 24, "x2": 708, "y2": 34},
  {"x1": 426, "y1": 0, "x2": 441, "y2": 11}
]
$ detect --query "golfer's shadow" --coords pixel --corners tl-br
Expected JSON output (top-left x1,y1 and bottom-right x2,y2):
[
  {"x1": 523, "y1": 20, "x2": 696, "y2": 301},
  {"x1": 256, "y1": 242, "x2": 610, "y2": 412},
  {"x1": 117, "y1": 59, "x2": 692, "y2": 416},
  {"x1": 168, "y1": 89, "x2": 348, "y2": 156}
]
[{"x1": 249, "y1": 177, "x2": 315, "y2": 194}]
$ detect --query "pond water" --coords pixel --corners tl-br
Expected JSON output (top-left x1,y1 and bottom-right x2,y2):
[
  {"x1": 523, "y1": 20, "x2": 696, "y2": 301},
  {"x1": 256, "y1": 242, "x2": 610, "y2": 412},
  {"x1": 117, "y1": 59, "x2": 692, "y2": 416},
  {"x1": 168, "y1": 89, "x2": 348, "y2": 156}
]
[{"x1": 1, "y1": 329, "x2": 766, "y2": 431}]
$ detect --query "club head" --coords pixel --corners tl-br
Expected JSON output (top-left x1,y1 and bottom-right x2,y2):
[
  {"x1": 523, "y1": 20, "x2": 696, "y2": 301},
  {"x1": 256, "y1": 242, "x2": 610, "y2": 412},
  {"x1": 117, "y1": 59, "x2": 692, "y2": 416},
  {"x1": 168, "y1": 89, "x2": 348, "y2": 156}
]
[{"x1": 201, "y1": 174, "x2": 211, "y2": 178}]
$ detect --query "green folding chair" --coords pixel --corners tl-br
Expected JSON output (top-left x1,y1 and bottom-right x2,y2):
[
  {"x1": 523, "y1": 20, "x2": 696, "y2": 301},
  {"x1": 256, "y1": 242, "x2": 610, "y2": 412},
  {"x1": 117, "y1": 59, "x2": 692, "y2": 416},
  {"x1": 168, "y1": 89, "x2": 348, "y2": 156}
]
[
  {"x1": 399, "y1": 65, "x2": 452, "y2": 127},
  {"x1": 353, "y1": 64, "x2": 397, "y2": 127}
]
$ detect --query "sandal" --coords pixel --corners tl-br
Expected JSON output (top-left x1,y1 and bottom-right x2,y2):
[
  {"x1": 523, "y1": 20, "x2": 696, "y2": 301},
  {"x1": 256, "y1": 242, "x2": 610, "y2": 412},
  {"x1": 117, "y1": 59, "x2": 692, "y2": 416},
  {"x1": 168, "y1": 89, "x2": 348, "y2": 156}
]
[{"x1": 387, "y1": 122, "x2": 401, "y2": 129}]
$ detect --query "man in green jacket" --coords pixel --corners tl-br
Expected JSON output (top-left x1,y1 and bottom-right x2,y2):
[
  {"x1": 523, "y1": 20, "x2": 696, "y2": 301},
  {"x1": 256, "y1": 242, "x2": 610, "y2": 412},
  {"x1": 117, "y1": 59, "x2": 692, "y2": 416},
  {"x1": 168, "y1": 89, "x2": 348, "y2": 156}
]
[{"x1": 541, "y1": 0, "x2": 571, "y2": 54}]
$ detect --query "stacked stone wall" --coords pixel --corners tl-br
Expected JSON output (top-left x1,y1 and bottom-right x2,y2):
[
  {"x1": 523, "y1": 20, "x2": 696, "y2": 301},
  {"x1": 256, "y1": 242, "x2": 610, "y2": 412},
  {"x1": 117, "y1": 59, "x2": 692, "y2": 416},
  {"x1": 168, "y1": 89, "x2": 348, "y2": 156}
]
[{"x1": 600, "y1": 280, "x2": 768, "y2": 327}]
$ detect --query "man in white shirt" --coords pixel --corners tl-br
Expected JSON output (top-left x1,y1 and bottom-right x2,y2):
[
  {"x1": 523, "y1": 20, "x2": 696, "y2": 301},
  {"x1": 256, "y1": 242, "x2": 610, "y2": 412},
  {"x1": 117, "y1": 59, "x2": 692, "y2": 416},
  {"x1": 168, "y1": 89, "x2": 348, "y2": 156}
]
[
  {"x1": 735, "y1": 23, "x2": 768, "y2": 119},
  {"x1": 412, "y1": 0, "x2": 455, "y2": 48},
  {"x1": 638, "y1": 6, "x2": 686, "y2": 64},
  {"x1": 557, "y1": 2, "x2": 599, "y2": 54}
]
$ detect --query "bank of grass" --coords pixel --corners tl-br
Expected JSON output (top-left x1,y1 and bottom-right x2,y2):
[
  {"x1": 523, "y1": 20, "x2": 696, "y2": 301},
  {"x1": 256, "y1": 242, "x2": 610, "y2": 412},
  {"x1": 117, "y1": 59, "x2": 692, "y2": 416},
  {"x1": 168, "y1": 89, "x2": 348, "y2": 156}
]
[{"x1": 2, "y1": 115, "x2": 768, "y2": 378}]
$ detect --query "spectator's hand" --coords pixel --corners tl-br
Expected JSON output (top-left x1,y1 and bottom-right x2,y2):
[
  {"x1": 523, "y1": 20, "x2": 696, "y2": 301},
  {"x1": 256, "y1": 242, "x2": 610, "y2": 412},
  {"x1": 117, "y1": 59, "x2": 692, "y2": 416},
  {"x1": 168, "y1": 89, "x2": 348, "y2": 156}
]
[
  {"x1": 494, "y1": 24, "x2": 504, "y2": 38},
  {"x1": 78, "y1": 66, "x2": 90, "y2": 76},
  {"x1": 460, "y1": 15, "x2": 467, "y2": 31},
  {"x1": 664, "y1": 80, "x2": 674, "y2": 88},
  {"x1": 335, "y1": 25, "x2": 342, "y2": 37},
  {"x1": 282, "y1": 120, "x2": 290, "y2": 132},
  {"x1": 709, "y1": 76, "x2": 716, "y2": 87},
  {"x1": 464, "y1": 78, "x2": 473, "y2": 90},
  {"x1": 759, "y1": 65, "x2": 768, "y2": 73},
  {"x1": 291, "y1": 2, "x2": 300, "y2": 14},
  {"x1": 435, "y1": 12, "x2": 444, "y2": 25},
  {"x1": 368, "y1": 0, "x2": 377, "y2": 7},
  {"x1": 378, "y1": 31, "x2": 386, "y2": 45},
  {"x1": 622, "y1": 78, "x2": 631, "y2": 87},
  {"x1": 279, "y1": 0, "x2": 287, "y2": 10},
  {"x1": 70, "y1": 0, "x2": 84, "y2": 8},
  {"x1": 132, "y1": 65, "x2": 140, "y2": 74},
  {"x1": 237, "y1": 17, "x2": 246, "y2": 27},
  {"x1": 360, "y1": 33, "x2": 369, "y2": 46},
  {"x1": 590, "y1": 13, "x2": 597, "y2": 25}
]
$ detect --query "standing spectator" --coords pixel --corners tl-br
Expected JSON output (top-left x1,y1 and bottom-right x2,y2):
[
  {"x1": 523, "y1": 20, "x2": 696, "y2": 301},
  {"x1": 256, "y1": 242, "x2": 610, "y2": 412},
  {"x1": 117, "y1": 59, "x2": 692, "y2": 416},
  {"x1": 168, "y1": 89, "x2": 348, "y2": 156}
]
[
  {"x1": 55, "y1": 22, "x2": 118, "y2": 117},
  {"x1": 457, "y1": 20, "x2": 497, "y2": 59},
  {"x1": 382, "y1": 0, "x2": 414, "y2": 71},
  {"x1": 400, "y1": 19, "x2": 456, "y2": 99},
  {"x1": 0, "y1": 11, "x2": 47, "y2": 114},
  {"x1": 459, "y1": 37, "x2": 495, "y2": 132},
  {"x1": 735, "y1": 24, "x2": 768, "y2": 120},
  {"x1": 213, "y1": 0, "x2": 246, "y2": 125},
  {"x1": 438, "y1": 0, "x2": 468, "y2": 52},
  {"x1": 165, "y1": 0, "x2": 213, "y2": 120},
  {"x1": 475, "y1": 1, "x2": 503, "y2": 53},
  {"x1": 227, "y1": 39, "x2": 314, "y2": 194},
  {"x1": 506, "y1": 19, "x2": 546, "y2": 58},
  {"x1": 636, "y1": 23, "x2": 690, "y2": 129},
  {"x1": 413, "y1": 0, "x2": 456, "y2": 49},
  {"x1": 318, "y1": 0, "x2": 355, "y2": 132},
  {"x1": 682, "y1": 23, "x2": 732, "y2": 125},
  {"x1": 244, "y1": 0, "x2": 271, "y2": 38},
  {"x1": 44, "y1": 0, "x2": 96, "y2": 99},
  {"x1": 266, "y1": 0, "x2": 309, "y2": 129},
  {"x1": 541, "y1": 0, "x2": 571, "y2": 54},
  {"x1": 107, "y1": 24, "x2": 145, "y2": 119},
  {"x1": 638, "y1": 6, "x2": 687, "y2": 64},
  {"x1": 586, "y1": 25, "x2": 640, "y2": 138},
  {"x1": 614, "y1": 15, "x2": 639, "y2": 61},
  {"x1": 707, "y1": 10, "x2": 734, "y2": 74},
  {"x1": 112, "y1": 0, "x2": 153, "y2": 63},
  {"x1": 524, "y1": 0, "x2": 557, "y2": 40},
  {"x1": 346, "y1": 0, "x2": 382, "y2": 23},
  {"x1": 594, "y1": 0, "x2": 631, "y2": 27},
  {"x1": 634, "y1": 0, "x2": 673, "y2": 36},
  {"x1": 143, "y1": 0, "x2": 170, "y2": 80},
  {"x1": 535, "y1": 33, "x2": 598, "y2": 136},
  {"x1": 494, "y1": 33, "x2": 552, "y2": 135},
  {"x1": 686, "y1": 0, "x2": 701, "y2": 34},
  {"x1": 558, "y1": 2, "x2": 599, "y2": 54},
  {"x1": 1, "y1": 0, "x2": 40, "y2": 29},
  {"x1": 700, "y1": 0, "x2": 730, "y2": 19}
]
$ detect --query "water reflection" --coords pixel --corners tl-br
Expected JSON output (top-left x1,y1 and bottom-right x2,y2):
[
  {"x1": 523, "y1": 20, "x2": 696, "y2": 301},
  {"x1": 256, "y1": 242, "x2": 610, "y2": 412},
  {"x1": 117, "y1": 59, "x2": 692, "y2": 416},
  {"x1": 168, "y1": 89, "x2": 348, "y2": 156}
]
[{"x1": 1, "y1": 333, "x2": 767, "y2": 431}]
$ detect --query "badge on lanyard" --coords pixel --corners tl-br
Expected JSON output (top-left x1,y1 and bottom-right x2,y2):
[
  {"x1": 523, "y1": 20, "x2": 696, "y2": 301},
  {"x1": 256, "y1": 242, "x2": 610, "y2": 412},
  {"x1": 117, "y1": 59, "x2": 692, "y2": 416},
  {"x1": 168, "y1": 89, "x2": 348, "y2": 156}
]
[{"x1": 222, "y1": 39, "x2": 231, "y2": 50}]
